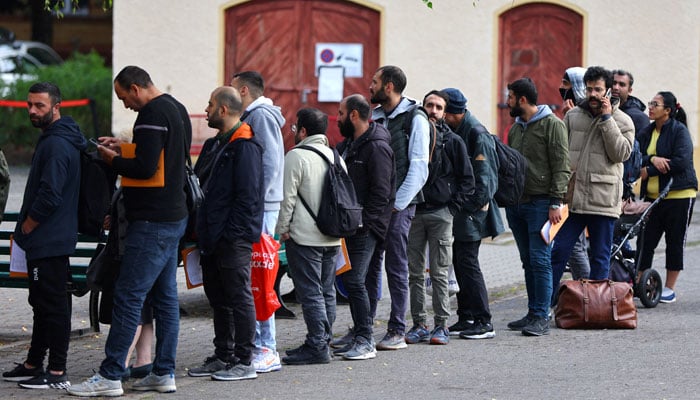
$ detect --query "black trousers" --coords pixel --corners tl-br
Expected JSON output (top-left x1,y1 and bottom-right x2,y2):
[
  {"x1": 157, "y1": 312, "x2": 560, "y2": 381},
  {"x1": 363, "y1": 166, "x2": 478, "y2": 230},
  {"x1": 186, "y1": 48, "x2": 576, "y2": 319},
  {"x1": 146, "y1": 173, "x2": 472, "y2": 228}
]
[
  {"x1": 453, "y1": 240, "x2": 492, "y2": 323},
  {"x1": 26, "y1": 255, "x2": 71, "y2": 372}
]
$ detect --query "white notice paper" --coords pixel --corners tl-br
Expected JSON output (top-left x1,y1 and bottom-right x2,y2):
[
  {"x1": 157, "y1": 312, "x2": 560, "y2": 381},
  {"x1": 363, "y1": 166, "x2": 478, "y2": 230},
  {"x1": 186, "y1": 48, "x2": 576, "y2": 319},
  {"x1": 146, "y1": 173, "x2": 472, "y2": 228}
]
[
  {"x1": 10, "y1": 239, "x2": 28, "y2": 277},
  {"x1": 318, "y1": 66, "x2": 344, "y2": 102}
]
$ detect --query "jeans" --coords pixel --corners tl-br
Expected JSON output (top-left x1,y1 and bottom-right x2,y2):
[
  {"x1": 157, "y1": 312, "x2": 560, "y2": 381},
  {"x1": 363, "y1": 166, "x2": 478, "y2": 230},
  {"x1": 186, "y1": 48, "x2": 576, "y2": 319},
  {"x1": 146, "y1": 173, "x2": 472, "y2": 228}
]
[
  {"x1": 256, "y1": 210, "x2": 278, "y2": 352},
  {"x1": 506, "y1": 200, "x2": 552, "y2": 318},
  {"x1": 201, "y1": 237, "x2": 256, "y2": 365},
  {"x1": 407, "y1": 207, "x2": 452, "y2": 327},
  {"x1": 100, "y1": 217, "x2": 186, "y2": 380},
  {"x1": 568, "y1": 232, "x2": 591, "y2": 280},
  {"x1": 342, "y1": 231, "x2": 378, "y2": 341},
  {"x1": 367, "y1": 205, "x2": 415, "y2": 334},
  {"x1": 551, "y1": 213, "x2": 616, "y2": 292},
  {"x1": 26, "y1": 255, "x2": 71, "y2": 372},
  {"x1": 453, "y1": 240, "x2": 491, "y2": 324},
  {"x1": 285, "y1": 239, "x2": 338, "y2": 351}
]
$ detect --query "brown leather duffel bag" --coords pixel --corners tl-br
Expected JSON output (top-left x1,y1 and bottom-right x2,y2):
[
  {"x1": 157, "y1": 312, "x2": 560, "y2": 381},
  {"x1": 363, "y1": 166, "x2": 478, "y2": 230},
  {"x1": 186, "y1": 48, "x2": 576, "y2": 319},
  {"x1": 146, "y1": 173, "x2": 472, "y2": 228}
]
[{"x1": 555, "y1": 279, "x2": 637, "y2": 329}]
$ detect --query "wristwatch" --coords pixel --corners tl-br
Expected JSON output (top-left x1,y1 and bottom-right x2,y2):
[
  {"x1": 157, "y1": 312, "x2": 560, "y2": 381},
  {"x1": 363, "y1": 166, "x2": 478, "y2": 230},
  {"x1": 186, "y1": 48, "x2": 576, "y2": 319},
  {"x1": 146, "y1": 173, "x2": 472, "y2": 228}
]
[{"x1": 550, "y1": 204, "x2": 561, "y2": 210}]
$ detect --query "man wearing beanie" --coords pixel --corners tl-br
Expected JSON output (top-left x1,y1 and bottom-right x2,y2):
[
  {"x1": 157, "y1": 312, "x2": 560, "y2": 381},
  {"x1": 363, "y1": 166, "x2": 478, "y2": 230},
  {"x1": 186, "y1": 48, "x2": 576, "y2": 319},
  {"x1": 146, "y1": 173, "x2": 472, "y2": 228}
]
[{"x1": 442, "y1": 88, "x2": 503, "y2": 339}]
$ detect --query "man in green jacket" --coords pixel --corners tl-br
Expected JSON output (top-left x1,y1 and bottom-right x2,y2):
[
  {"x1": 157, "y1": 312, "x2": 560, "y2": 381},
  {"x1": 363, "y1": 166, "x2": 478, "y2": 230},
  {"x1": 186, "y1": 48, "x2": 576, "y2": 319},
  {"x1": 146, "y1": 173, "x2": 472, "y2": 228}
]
[{"x1": 504, "y1": 78, "x2": 570, "y2": 337}]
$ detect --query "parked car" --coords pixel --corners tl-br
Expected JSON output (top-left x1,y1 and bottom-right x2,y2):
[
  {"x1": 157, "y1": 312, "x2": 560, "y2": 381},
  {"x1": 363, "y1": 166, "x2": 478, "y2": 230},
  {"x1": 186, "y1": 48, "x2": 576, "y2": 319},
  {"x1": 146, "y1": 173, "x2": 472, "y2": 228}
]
[{"x1": 0, "y1": 27, "x2": 63, "y2": 95}]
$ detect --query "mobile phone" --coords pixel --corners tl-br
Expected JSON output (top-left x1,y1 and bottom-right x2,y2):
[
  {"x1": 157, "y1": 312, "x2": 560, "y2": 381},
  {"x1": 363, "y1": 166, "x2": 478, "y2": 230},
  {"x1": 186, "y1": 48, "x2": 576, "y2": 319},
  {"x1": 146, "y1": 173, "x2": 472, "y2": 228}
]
[
  {"x1": 89, "y1": 138, "x2": 100, "y2": 146},
  {"x1": 605, "y1": 88, "x2": 611, "y2": 99}
]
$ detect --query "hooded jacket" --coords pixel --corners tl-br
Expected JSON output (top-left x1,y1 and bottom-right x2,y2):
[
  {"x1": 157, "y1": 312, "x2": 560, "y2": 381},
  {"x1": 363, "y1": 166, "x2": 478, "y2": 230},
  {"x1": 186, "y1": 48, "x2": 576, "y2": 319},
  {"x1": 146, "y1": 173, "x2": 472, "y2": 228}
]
[
  {"x1": 337, "y1": 122, "x2": 396, "y2": 240},
  {"x1": 15, "y1": 116, "x2": 87, "y2": 260},
  {"x1": 619, "y1": 95, "x2": 650, "y2": 134},
  {"x1": 196, "y1": 122, "x2": 264, "y2": 253},
  {"x1": 241, "y1": 96, "x2": 285, "y2": 212},
  {"x1": 508, "y1": 105, "x2": 570, "y2": 203},
  {"x1": 564, "y1": 101, "x2": 635, "y2": 217}
]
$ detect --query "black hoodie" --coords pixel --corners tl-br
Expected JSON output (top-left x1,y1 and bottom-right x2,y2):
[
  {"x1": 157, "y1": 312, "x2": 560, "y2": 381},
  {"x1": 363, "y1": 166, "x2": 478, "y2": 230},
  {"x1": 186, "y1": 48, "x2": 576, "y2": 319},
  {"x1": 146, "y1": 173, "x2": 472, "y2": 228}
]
[{"x1": 15, "y1": 116, "x2": 87, "y2": 260}]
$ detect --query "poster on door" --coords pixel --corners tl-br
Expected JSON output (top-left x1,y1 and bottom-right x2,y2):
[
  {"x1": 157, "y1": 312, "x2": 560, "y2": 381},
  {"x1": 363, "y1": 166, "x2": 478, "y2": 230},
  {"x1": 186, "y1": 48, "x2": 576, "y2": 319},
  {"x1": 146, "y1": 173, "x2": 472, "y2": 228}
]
[{"x1": 315, "y1": 43, "x2": 363, "y2": 78}]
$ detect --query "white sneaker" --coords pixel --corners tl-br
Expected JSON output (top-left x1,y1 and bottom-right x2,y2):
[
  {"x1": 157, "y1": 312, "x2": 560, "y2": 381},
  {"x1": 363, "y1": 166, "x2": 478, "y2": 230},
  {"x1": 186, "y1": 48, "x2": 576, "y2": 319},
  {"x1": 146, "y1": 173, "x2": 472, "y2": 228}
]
[
  {"x1": 66, "y1": 373, "x2": 123, "y2": 397},
  {"x1": 252, "y1": 347, "x2": 281, "y2": 373}
]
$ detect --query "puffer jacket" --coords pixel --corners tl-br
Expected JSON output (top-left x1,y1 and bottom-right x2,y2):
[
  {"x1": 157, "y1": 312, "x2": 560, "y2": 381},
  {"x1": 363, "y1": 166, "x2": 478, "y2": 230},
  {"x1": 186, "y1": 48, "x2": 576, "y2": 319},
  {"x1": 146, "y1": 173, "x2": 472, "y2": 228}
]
[{"x1": 564, "y1": 103, "x2": 635, "y2": 217}]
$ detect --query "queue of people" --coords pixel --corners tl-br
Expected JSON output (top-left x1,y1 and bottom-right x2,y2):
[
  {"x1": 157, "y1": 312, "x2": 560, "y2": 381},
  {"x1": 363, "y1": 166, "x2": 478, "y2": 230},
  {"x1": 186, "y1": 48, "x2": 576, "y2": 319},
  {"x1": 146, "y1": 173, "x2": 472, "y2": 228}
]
[{"x1": 1, "y1": 64, "x2": 696, "y2": 397}]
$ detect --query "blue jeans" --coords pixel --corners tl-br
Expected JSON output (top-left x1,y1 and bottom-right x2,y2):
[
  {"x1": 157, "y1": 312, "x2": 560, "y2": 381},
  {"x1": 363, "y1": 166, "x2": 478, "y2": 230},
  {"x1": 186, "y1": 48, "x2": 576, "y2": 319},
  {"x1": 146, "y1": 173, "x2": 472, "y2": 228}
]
[
  {"x1": 285, "y1": 239, "x2": 338, "y2": 351},
  {"x1": 367, "y1": 205, "x2": 415, "y2": 334},
  {"x1": 256, "y1": 211, "x2": 278, "y2": 352},
  {"x1": 100, "y1": 217, "x2": 187, "y2": 380},
  {"x1": 552, "y1": 213, "x2": 616, "y2": 295},
  {"x1": 506, "y1": 200, "x2": 552, "y2": 319},
  {"x1": 342, "y1": 231, "x2": 378, "y2": 341}
]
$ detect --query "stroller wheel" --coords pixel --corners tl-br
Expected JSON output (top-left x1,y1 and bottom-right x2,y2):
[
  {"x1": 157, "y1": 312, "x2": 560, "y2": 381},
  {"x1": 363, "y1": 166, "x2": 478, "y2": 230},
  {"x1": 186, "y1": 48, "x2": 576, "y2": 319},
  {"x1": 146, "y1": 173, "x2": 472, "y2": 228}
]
[{"x1": 636, "y1": 269, "x2": 662, "y2": 308}]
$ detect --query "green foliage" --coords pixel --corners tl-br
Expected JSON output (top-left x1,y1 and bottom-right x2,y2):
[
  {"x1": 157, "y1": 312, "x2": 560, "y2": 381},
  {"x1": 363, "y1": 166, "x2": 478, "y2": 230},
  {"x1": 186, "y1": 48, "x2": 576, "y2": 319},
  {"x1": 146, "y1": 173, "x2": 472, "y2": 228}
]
[
  {"x1": 422, "y1": 0, "x2": 433, "y2": 8},
  {"x1": 0, "y1": 51, "x2": 112, "y2": 149}
]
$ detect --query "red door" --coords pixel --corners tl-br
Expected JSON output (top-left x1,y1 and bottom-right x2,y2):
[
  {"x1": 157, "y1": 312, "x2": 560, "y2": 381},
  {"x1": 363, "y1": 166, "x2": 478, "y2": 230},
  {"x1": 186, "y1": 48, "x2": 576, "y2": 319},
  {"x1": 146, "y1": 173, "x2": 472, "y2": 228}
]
[
  {"x1": 225, "y1": 0, "x2": 380, "y2": 151},
  {"x1": 497, "y1": 4, "x2": 583, "y2": 140}
]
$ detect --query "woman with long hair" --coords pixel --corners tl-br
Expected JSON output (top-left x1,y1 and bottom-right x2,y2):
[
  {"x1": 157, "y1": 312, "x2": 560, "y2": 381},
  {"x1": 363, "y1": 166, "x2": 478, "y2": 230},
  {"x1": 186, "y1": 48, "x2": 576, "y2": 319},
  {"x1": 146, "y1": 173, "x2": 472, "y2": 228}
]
[{"x1": 638, "y1": 91, "x2": 697, "y2": 303}]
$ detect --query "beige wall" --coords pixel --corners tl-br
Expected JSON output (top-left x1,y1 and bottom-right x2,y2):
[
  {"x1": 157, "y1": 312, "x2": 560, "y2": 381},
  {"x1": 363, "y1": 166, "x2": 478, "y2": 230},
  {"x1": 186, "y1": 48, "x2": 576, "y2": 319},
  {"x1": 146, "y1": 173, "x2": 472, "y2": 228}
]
[{"x1": 113, "y1": 0, "x2": 700, "y2": 148}]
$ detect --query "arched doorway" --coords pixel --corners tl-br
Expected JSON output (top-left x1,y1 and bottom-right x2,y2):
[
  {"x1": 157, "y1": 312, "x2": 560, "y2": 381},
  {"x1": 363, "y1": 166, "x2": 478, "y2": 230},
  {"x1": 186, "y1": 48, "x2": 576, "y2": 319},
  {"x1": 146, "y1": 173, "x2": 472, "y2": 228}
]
[
  {"x1": 497, "y1": 3, "x2": 583, "y2": 139},
  {"x1": 224, "y1": 0, "x2": 381, "y2": 150}
]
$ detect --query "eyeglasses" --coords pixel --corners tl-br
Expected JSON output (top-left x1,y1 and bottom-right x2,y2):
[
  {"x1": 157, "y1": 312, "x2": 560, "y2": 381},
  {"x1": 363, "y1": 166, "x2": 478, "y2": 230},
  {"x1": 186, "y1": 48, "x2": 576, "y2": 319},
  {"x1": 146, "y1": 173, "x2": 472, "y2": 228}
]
[{"x1": 648, "y1": 101, "x2": 665, "y2": 108}]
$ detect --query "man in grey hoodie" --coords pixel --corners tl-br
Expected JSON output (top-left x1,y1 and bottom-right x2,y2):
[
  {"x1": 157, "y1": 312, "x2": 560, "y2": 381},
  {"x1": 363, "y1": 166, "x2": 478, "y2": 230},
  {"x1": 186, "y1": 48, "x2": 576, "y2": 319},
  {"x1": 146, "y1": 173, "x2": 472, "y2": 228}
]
[{"x1": 230, "y1": 71, "x2": 285, "y2": 373}]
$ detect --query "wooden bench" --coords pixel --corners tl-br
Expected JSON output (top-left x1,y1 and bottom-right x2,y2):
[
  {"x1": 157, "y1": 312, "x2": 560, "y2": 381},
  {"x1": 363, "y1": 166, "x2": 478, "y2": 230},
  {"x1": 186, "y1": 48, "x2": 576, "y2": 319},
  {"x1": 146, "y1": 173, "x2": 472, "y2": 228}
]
[{"x1": 0, "y1": 212, "x2": 102, "y2": 333}]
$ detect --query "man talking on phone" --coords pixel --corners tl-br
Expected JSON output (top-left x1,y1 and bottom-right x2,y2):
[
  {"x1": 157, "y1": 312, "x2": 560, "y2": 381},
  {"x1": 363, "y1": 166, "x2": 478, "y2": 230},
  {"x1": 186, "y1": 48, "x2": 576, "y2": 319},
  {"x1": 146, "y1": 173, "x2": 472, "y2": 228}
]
[{"x1": 550, "y1": 66, "x2": 634, "y2": 297}]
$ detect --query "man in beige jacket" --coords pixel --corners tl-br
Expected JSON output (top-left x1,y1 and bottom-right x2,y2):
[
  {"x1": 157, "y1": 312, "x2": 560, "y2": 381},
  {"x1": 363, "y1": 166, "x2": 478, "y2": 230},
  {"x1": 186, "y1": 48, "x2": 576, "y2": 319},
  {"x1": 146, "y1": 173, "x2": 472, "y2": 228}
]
[{"x1": 276, "y1": 108, "x2": 342, "y2": 365}]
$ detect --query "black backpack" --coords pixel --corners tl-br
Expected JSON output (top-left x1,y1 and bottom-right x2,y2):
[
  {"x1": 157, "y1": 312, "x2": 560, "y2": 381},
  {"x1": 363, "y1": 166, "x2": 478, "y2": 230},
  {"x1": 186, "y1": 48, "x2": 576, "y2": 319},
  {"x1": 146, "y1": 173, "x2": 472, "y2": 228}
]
[
  {"x1": 78, "y1": 150, "x2": 116, "y2": 236},
  {"x1": 402, "y1": 105, "x2": 442, "y2": 180},
  {"x1": 469, "y1": 124, "x2": 527, "y2": 207},
  {"x1": 297, "y1": 145, "x2": 363, "y2": 238}
]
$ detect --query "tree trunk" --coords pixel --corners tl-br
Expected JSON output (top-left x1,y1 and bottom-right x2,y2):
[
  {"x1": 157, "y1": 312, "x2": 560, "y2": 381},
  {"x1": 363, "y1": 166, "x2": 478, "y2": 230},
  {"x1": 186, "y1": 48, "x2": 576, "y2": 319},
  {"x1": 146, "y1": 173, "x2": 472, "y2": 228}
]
[{"x1": 29, "y1": 0, "x2": 53, "y2": 45}]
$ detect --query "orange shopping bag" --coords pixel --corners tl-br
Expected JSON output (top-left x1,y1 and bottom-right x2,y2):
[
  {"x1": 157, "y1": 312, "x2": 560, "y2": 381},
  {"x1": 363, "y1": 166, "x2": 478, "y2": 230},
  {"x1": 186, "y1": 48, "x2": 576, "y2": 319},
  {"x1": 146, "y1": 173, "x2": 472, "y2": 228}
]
[{"x1": 250, "y1": 233, "x2": 281, "y2": 321}]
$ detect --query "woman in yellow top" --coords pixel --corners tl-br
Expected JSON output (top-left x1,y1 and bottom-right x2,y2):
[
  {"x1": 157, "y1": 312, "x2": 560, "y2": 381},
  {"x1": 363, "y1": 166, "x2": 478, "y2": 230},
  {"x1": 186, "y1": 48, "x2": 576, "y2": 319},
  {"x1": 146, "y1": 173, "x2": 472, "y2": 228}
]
[{"x1": 638, "y1": 91, "x2": 697, "y2": 303}]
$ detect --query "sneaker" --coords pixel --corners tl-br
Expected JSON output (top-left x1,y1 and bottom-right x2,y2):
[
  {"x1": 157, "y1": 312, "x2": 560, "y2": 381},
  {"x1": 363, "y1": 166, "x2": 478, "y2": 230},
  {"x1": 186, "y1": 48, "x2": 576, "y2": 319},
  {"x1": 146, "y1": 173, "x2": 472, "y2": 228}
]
[
  {"x1": 132, "y1": 372, "x2": 176, "y2": 393},
  {"x1": 188, "y1": 355, "x2": 228, "y2": 377},
  {"x1": 507, "y1": 313, "x2": 535, "y2": 331},
  {"x1": 3, "y1": 362, "x2": 44, "y2": 382},
  {"x1": 66, "y1": 373, "x2": 123, "y2": 397},
  {"x1": 376, "y1": 330, "x2": 408, "y2": 350},
  {"x1": 282, "y1": 344, "x2": 331, "y2": 365},
  {"x1": 211, "y1": 363, "x2": 257, "y2": 381},
  {"x1": 332, "y1": 338, "x2": 356, "y2": 356},
  {"x1": 459, "y1": 321, "x2": 496, "y2": 340},
  {"x1": 330, "y1": 327, "x2": 354, "y2": 349},
  {"x1": 429, "y1": 326, "x2": 450, "y2": 345},
  {"x1": 447, "y1": 320, "x2": 475, "y2": 336},
  {"x1": 660, "y1": 287, "x2": 677, "y2": 303},
  {"x1": 521, "y1": 316, "x2": 550, "y2": 337},
  {"x1": 343, "y1": 336, "x2": 377, "y2": 360},
  {"x1": 404, "y1": 324, "x2": 430, "y2": 344},
  {"x1": 253, "y1": 347, "x2": 282, "y2": 373},
  {"x1": 17, "y1": 372, "x2": 70, "y2": 390}
]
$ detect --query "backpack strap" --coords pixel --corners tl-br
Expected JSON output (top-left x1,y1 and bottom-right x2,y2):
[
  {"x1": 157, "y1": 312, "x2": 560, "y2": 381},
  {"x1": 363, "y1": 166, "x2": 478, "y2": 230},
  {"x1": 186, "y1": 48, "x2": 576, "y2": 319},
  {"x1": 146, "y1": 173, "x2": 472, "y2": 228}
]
[
  {"x1": 403, "y1": 105, "x2": 437, "y2": 161},
  {"x1": 294, "y1": 145, "x2": 336, "y2": 222}
]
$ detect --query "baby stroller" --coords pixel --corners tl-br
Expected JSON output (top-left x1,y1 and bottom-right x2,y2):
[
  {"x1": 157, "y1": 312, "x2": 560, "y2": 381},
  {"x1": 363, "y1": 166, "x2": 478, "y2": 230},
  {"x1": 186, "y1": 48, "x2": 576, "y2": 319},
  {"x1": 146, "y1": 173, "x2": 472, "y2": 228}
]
[{"x1": 609, "y1": 178, "x2": 673, "y2": 308}]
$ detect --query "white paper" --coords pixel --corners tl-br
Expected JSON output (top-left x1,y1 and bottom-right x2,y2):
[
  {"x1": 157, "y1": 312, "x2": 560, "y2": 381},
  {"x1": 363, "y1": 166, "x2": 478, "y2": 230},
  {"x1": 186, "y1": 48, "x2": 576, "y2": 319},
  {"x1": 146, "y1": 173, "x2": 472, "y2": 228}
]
[
  {"x1": 10, "y1": 240, "x2": 27, "y2": 275},
  {"x1": 318, "y1": 66, "x2": 344, "y2": 102},
  {"x1": 315, "y1": 43, "x2": 363, "y2": 77}
]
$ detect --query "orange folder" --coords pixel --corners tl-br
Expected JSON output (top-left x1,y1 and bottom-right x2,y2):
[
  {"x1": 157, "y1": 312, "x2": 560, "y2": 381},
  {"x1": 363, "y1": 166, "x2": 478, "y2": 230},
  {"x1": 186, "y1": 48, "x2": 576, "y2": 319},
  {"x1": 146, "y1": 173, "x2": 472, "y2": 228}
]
[
  {"x1": 120, "y1": 143, "x2": 165, "y2": 187},
  {"x1": 540, "y1": 204, "x2": 569, "y2": 244}
]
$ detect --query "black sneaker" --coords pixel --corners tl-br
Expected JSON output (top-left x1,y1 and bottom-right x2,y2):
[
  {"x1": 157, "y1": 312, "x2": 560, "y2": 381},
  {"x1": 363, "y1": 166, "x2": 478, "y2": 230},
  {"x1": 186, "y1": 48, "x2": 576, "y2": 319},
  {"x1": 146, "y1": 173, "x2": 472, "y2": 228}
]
[
  {"x1": 507, "y1": 313, "x2": 534, "y2": 331},
  {"x1": 2, "y1": 362, "x2": 44, "y2": 382},
  {"x1": 521, "y1": 316, "x2": 550, "y2": 337},
  {"x1": 281, "y1": 344, "x2": 331, "y2": 365},
  {"x1": 459, "y1": 321, "x2": 496, "y2": 340},
  {"x1": 447, "y1": 320, "x2": 475, "y2": 336},
  {"x1": 18, "y1": 372, "x2": 70, "y2": 389}
]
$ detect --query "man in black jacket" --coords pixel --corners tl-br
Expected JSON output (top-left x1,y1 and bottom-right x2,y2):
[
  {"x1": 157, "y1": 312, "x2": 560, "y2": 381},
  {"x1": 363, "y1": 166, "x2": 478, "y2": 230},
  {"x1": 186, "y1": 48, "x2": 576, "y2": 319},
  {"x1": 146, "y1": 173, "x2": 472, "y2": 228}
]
[
  {"x1": 612, "y1": 69, "x2": 649, "y2": 134},
  {"x1": 188, "y1": 86, "x2": 264, "y2": 381},
  {"x1": 4, "y1": 82, "x2": 86, "y2": 390},
  {"x1": 332, "y1": 94, "x2": 395, "y2": 360},
  {"x1": 405, "y1": 90, "x2": 474, "y2": 345}
]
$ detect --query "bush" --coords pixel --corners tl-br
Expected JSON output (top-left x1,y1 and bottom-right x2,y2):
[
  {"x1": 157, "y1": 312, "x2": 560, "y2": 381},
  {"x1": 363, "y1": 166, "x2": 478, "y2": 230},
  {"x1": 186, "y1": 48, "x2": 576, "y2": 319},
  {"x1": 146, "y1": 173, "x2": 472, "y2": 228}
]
[{"x1": 0, "y1": 51, "x2": 112, "y2": 152}]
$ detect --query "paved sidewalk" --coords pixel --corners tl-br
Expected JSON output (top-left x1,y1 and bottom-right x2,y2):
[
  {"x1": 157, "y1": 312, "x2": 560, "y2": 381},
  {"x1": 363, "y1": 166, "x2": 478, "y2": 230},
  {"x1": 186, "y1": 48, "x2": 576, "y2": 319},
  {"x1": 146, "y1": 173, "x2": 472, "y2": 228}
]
[{"x1": 2, "y1": 165, "x2": 699, "y2": 399}]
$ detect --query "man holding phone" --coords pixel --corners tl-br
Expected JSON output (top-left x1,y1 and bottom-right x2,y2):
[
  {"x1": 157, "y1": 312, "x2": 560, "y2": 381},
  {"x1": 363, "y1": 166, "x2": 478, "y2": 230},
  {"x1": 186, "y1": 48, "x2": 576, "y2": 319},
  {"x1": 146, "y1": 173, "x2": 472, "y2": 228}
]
[{"x1": 550, "y1": 66, "x2": 635, "y2": 290}]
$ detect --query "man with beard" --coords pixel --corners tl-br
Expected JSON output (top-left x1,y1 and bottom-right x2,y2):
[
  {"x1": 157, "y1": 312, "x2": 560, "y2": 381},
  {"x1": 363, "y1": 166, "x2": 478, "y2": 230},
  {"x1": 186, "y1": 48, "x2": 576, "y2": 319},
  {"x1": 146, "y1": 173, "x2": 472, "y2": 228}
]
[
  {"x1": 3, "y1": 82, "x2": 86, "y2": 390},
  {"x1": 365, "y1": 65, "x2": 430, "y2": 350},
  {"x1": 333, "y1": 94, "x2": 395, "y2": 359},
  {"x1": 276, "y1": 108, "x2": 340, "y2": 365},
  {"x1": 405, "y1": 90, "x2": 474, "y2": 346},
  {"x1": 186, "y1": 86, "x2": 264, "y2": 381},
  {"x1": 504, "y1": 78, "x2": 570, "y2": 337},
  {"x1": 550, "y1": 66, "x2": 634, "y2": 303},
  {"x1": 612, "y1": 69, "x2": 649, "y2": 134}
]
